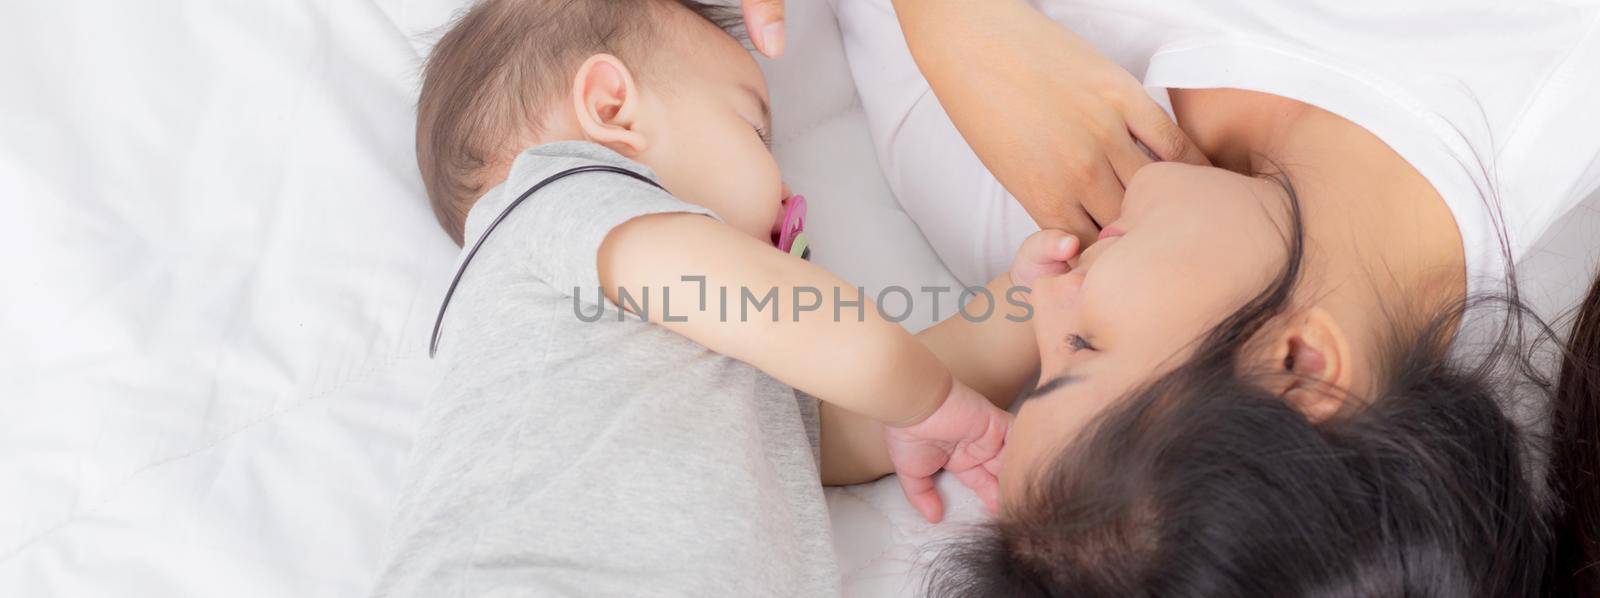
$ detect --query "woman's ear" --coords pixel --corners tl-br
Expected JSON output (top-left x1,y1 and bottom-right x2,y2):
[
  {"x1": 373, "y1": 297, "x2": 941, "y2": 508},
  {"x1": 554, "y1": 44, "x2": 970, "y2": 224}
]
[
  {"x1": 1269, "y1": 307, "x2": 1354, "y2": 422},
  {"x1": 570, "y1": 54, "x2": 649, "y2": 156}
]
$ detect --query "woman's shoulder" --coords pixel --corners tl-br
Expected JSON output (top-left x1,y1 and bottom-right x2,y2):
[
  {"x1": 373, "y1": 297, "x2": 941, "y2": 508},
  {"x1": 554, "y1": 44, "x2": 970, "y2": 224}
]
[{"x1": 1093, "y1": 0, "x2": 1600, "y2": 281}]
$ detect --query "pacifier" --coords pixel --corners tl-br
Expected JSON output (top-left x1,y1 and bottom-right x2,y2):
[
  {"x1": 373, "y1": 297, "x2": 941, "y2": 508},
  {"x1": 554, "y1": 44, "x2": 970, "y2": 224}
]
[{"x1": 773, "y1": 194, "x2": 810, "y2": 260}]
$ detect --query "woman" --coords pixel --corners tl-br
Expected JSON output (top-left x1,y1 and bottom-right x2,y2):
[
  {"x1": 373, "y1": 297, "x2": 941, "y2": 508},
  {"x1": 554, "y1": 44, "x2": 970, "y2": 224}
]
[{"x1": 817, "y1": 0, "x2": 1600, "y2": 593}]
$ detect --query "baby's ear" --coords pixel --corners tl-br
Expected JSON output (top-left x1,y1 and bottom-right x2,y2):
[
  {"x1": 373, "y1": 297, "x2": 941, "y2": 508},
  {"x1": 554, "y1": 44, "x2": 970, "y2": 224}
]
[
  {"x1": 570, "y1": 54, "x2": 648, "y2": 156},
  {"x1": 1267, "y1": 307, "x2": 1354, "y2": 423}
]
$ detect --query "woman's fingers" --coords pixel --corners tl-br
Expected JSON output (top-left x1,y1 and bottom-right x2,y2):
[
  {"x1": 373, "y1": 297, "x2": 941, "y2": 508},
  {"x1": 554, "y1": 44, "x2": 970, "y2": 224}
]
[
  {"x1": 1079, "y1": 159, "x2": 1124, "y2": 236},
  {"x1": 1024, "y1": 193, "x2": 1098, "y2": 243},
  {"x1": 1107, "y1": 133, "x2": 1154, "y2": 189},
  {"x1": 741, "y1": 0, "x2": 786, "y2": 58},
  {"x1": 1121, "y1": 92, "x2": 1210, "y2": 166}
]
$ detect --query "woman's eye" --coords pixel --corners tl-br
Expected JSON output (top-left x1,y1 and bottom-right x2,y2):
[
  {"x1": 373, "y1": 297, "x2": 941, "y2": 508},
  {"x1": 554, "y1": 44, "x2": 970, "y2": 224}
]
[
  {"x1": 753, "y1": 125, "x2": 773, "y2": 148},
  {"x1": 1067, "y1": 334, "x2": 1097, "y2": 352}
]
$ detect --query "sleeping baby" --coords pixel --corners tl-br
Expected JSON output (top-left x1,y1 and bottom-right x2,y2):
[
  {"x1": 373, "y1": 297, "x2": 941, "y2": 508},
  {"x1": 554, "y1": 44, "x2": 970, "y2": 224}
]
[{"x1": 371, "y1": 0, "x2": 1074, "y2": 595}]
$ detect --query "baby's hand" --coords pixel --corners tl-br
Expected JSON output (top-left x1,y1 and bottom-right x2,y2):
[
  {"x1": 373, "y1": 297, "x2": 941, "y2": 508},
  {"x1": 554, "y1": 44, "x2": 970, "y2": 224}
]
[
  {"x1": 1010, "y1": 229, "x2": 1080, "y2": 288},
  {"x1": 883, "y1": 380, "x2": 1012, "y2": 523}
]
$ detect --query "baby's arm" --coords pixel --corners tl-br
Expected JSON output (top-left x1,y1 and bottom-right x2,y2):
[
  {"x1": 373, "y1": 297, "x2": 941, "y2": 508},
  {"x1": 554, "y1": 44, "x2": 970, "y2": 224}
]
[
  {"x1": 915, "y1": 273, "x2": 1041, "y2": 406},
  {"x1": 818, "y1": 272, "x2": 1035, "y2": 485},
  {"x1": 598, "y1": 212, "x2": 951, "y2": 427},
  {"x1": 603, "y1": 212, "x2": 1015, "y2": 519},
  {"x1": 603, "y1": 212, "x2": 1028, "y2": 519},
  {"x1": 819, "y1": 273, "x2": 1031, "y2": 485},
  {"x1": 819, "y1": 230, "x2": 1079, "y2": 485}
]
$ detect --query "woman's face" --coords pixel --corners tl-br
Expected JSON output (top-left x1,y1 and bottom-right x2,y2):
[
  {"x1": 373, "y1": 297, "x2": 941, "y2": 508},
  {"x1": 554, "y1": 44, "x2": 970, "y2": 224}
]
[{"x1": 1002, "y1": 162, "x2": 1294, "y2": 503}]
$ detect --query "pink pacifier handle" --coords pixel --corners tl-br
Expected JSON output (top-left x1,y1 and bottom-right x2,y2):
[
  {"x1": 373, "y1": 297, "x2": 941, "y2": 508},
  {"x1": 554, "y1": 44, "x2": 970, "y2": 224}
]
[{"x1": 775, "y1": 194, "x2": 807, "y2": 253}]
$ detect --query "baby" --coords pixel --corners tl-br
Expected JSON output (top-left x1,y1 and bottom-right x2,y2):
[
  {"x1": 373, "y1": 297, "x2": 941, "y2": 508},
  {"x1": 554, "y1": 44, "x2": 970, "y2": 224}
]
[{"x1": 373, "y1": 0, "x2": 1072, "y2": 595}]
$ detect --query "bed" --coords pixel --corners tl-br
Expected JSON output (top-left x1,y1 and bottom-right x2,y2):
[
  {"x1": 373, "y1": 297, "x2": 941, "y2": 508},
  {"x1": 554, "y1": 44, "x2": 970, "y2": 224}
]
[{"x1": 3, "y1": 1, "x2": 1596, "y2": 596}]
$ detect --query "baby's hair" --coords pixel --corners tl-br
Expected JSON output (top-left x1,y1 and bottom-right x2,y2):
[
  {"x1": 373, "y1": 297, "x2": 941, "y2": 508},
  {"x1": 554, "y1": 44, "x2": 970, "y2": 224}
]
[{"x1": 416, "y1": 0, "x2": 742, "y2": 245}]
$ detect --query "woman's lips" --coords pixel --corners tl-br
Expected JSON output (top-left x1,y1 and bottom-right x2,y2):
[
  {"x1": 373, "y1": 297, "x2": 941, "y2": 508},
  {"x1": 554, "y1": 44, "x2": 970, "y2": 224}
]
[{"x1": 1076, "y1": 229, "x2": 1121, "y2": 270}]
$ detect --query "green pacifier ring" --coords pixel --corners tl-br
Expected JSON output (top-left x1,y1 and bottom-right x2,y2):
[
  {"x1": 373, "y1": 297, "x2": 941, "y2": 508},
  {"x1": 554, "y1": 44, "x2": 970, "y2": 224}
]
[{"x1": 788, "y1": 232, "x2": 810, "y2": 261}]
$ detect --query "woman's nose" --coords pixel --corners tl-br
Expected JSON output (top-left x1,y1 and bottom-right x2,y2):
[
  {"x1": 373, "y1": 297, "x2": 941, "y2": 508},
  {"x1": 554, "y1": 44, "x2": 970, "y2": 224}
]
[{"x1": 1030, "y1": 268, "x2": 1086, "y2": 308}]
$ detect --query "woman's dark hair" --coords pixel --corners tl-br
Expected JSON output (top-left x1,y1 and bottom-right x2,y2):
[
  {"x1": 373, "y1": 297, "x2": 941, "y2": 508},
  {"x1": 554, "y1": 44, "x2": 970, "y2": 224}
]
[
  {"x1": 1546, "y1": 271, "x2": 1600, "y2": 594},
  {"x1": 925, "y1": 174, "x2": 1600, "y2": 596}
]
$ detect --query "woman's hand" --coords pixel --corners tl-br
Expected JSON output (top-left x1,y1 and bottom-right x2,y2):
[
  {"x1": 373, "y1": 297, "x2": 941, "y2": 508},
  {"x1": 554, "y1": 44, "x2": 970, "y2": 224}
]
[
  {"x1": 741, "y1": 0, "x2": 785, "y2": 58},
  {"x1": 890, "y1": 0, "x2": 1209, "y2": 246},
  {"x1": 883, "y1": 379, "x2": 1011, "y2": 523}
]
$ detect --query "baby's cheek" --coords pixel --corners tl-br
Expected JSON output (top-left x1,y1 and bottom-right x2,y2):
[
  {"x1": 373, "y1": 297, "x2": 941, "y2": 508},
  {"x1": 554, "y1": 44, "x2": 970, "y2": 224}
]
[
  {"x1": 745, "y1": 167, "x2": 784, "y2": 240},
  {"x1": 719, "y1": 198, "x2": 774, "y2": 243}
]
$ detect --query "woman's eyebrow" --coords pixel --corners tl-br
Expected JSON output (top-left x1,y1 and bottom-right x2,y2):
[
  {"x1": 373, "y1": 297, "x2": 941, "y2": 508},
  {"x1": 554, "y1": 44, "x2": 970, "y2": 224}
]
[{"x1": 1026, "y1": 372, "x2": 1081, "y2": 400}]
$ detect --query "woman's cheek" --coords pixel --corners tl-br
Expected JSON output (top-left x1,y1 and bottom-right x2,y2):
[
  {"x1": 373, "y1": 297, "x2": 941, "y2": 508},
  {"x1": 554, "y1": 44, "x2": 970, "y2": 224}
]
[
  {"x1": 1026, "y1": 278, "x2": 1069, "y2": 350},
  {"x1": 999, "y1": 410, "x2": 1042, "y2": 505},
  {"x1": 1077, "y1": 248, "x2": 1150, "y2": 321}
]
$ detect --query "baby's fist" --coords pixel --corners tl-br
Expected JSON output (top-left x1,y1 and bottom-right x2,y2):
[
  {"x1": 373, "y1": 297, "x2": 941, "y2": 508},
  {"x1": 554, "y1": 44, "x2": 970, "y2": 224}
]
[{"x1": 1010, "y1": 229, "x2": 1079, "y2": 288}]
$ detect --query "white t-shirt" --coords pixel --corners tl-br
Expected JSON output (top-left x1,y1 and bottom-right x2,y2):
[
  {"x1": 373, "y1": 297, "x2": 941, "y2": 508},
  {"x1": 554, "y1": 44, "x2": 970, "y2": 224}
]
[{"x1": 833, "y1": 0, "x2": 1600, "y2": 294}]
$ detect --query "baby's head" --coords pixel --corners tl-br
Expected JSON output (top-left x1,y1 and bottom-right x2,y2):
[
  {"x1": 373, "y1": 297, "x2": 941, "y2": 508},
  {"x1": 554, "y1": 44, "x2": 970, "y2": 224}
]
[{"x1": 418, "y1": 0, "x2": 783, "y2": 246}]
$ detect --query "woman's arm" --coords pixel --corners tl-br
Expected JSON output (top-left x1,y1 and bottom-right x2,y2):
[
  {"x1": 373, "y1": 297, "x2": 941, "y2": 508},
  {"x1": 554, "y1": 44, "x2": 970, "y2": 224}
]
[
  {"x1": 831, "y1": 0, "x2": 1035, "y2": 286},
  {"x1": 889, "y1": 0, "x2": 1207, "y2": 242}
]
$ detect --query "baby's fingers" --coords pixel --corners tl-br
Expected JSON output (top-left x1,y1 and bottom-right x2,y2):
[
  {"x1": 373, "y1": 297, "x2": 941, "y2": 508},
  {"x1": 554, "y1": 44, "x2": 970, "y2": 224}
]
[
  {"x1": 953, "y1": 464, "x2": 1002, "y2": 515},
  {"x1": 1013, "y1": 230, "x2": 1079, "y2": 287},
  {"x1": 984, "y1": 447, "x2": 1005, "y2": 477},
  {"x1": 897, "y1": 471, "x2": 945, "y2": 524},
  {"x1": 1022, "y1": 229, "x2": 1079, "y2": 262}
]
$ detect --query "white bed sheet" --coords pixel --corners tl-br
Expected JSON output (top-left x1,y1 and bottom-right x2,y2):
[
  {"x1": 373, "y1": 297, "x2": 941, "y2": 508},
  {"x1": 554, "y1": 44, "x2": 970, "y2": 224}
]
[
  {"x1": 2, "y1": 1, "x2": 1596, "y2": 598},
  {"x1": 0, "y1": 0, "x2": 964, "y2": 596}
]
